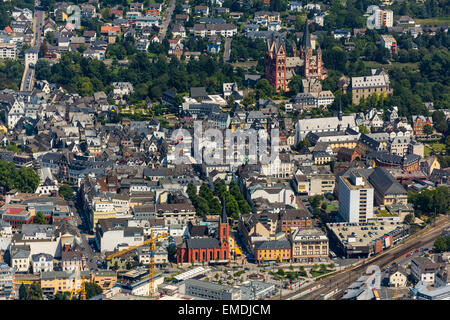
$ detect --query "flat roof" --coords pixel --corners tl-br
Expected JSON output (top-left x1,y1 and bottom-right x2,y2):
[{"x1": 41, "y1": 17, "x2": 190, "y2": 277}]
[
  {"x1": 174, "y1": 267, "x2": 210, "y2": 281},
  {"x1": 341, "y1": 174, "x2": 372, "y2": 190},
  {"x1": 327, "y1": 221, "x2": 407, "y2": 248}
]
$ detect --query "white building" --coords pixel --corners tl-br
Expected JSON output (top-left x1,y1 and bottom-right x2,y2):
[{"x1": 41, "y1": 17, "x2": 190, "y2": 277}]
[
  {"x1": 0, "y1": 43, "x2": 16, "y2": 59},
  {"x1": 0, "y1": 219, "x2": 12, "y2": 239},
  {"x1": 388, "y1": 266, "x2": 408, "y2": 288},
  {"x1": 24, "y1": 47, "x2": 39, "y2": 67},
  {"x1": 31, "y1": 253, "x2": 54, "y2": 274},
  {"x1": 366, "y1": 5, "x2": 393, "y2": 29},
  {"x1": 10, "y1": 245, "x2": 31, "y2": 272},
  {"x1": 260, "y1": 154, "x2": 294, "y2": 178},
  {"x1": 295, "y1": 114, "x2": 358, "y2": 142},
  {"x1": 380, "y1": 34, "x2": 397, "y2": 53},
  {"x1": 316, "y1": 90, "x2": 335, "y2": 108},
  {"x1": 411, "y1": 257, "x2": 439, "y2": 285},
  {"x1": 6, "y1": 99, "x2": 25, "y2": 128},
  {"x1": 338, "y1": 171, "x2": 374, "y2": 223},
  {"x1": 96, "y1": 219, "x2": 145, "y2": 252},
  {"x1": 247, "y1": 182, "x2": 296, "y2": 207},
  {"x1": 112, "y1": 82, "x2": 134, "y2": 98}
]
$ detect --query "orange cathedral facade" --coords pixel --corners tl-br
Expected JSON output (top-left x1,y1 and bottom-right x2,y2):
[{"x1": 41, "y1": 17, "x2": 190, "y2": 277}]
[{"x1": 265, "y1": 21, "x2": 328, "y2": 93}]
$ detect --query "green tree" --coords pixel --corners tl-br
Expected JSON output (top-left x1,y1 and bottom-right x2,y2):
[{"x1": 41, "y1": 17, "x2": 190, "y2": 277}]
[
  {"x1": 295, "y1": 139, "x2": 311, "y2": 151},
  {"x1": 224, "y1": 191, "x2": 240, "y2": 219},
  {"x1": 84, "y1": 282, "x2": 103, "y2": 299},
  {"x1": 33, "y1": 211, "x2": 48, "y2": 225},
  {"x1": 19, "y1": 283, "x2": 28, "y2": 300},
  {"x1": 213, "y1": 179, "x2": 227, "y2": 199},
  {"x1": 404, "y1": 213, "x2": 415, "y2": 224},
  {"x1": 423, "y1": 124, "x2": 433, "y2": 135},
  {"x1": 53, "y1": 291, "x2": 70, "y2": 300},
  {"x1": 186, "y1": 182, "x2": 197, "y2": 198},
  {"x1": 309, "y1": 195, "x2": 324, "y2": 208},
  {"x1": 433, "y1": 236, "x2": 450, "y2": 253},
  {"x1": 28, "y1": 282, "x2": 43, "y2": 300},
  {"x1": 199, "y1": 183, "x2": 214, "y2": 202},
  {"x1": 238, "y1": 200, "x2": 252, "y2": 214},
  {"x1": 166, "y1": 245, "x2": 177, "y2": 259},
  {"x1": 288, "y1": 75, "x2": 303, "y2": 94},
  {"x1": 15, "y1": 166, "x2": 40, "y2": 193},
  {"x1": 195, "y1": 196, "x2": 210, "y2": 217},
  {"x1": 208, "y1": 197, "x2": 222, "y2": 215},
  {"x1": 76, "y1": 77, "x2": 94, "y2": 96},
  {"x1": 255, "y1": 78, "x2": 274, "y2": 99},
  {"x1": 59, "y1": 184, "x2": 74, "y2": 201},
  {"x1": 358, "y1": 125, "x2": 370, "y2": 134}
]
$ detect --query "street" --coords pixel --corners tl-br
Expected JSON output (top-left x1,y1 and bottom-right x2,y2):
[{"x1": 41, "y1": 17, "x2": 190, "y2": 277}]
[
  {"x1": 20, "y1": 1, "x2": 44, "y2": 92},
  {"x1": 158, "y1": 0, "x2": 176, "y2": 40},
  {"x1": 71, "y1": 193, "x2": 101, "y2": 270}
]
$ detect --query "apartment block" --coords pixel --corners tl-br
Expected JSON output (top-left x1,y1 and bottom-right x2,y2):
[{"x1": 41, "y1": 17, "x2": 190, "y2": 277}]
[{"x1": 338, "y1": 171, "x2": 374, "y2": 223}]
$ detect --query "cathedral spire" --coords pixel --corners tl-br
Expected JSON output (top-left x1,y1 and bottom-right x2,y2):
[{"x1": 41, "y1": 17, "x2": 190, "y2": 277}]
[{"x1": 303, "y1": 20, "x2": 311, "y2": 51}]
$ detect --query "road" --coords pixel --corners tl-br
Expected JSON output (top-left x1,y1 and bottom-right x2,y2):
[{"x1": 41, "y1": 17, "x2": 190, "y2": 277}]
[
  {"x1": 223, "y1": 38, "x2": 232, "y2": 63},
  {"x1": 20, "y1": 67, "x2": 35, "y2": 92},
  {"x1": 72, "y1": 193, "x2": 101, "y2": 270},
  {"x1": 158, "y1": 0, "x2": 176, "y2": 40},
  {"x1": 20, "y1": 1, "x2": 44, "y2": 92},
  {"x1": 280, "y1": 216, "x2": 450, "y2": 300}
]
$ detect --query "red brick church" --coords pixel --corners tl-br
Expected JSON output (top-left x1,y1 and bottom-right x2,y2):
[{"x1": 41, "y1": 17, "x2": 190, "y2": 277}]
[
  {"x1": 265, "y1": 21, "x2": 327, "y2": 93},
  {"x1": 176, "y1": 200, "x2": 230, "y2": 264}
]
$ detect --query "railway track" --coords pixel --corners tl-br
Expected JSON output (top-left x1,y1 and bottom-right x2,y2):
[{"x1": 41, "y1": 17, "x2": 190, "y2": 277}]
[{"x1": 281, "y1": 217, "x2": 449, "y2": 300}]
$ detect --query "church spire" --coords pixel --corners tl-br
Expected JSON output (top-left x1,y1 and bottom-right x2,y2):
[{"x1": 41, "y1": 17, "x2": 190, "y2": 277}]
[{"x1": 221, "y1": 196, "x2": 227, "y2": 224}]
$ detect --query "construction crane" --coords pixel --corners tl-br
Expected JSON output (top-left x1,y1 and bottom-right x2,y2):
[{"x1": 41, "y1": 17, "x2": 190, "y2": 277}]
[
  {"x1": 106, "y1": 231, "x2": 169, "y2": 296},
  {"x1": 69, "y1": 266, "x2": 86, "y2": 300}
]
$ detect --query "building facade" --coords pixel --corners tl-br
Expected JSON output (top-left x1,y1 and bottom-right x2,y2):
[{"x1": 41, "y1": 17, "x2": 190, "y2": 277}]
[
  {"x1": 0, "y1": 263, "x2": 15, "y2": 300},
  {"x1": 291, "y1": 228, "x2": 329, "y2": 263}
]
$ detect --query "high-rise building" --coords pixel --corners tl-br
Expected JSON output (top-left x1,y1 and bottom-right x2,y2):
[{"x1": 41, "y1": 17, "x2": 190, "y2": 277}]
[
  {"x1": 338, "y1": 171, "x2": 374, "y2": 223},
  {"x1": 366, "y1": 6, "x2": 393, "y2": 29},
  {"x1": 0, "y1": 263, "x2": 15, "y2": 300}
]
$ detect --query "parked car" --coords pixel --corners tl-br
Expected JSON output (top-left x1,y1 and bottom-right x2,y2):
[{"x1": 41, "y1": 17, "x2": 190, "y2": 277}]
[{"x1": 406, "y1": 253, "x2": 411, "y2": 258}]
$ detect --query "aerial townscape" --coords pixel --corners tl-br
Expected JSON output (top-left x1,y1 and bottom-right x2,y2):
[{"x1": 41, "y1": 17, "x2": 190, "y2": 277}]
[{"x1": 0, "y1": 0, "x2": 448, "y2": 304}]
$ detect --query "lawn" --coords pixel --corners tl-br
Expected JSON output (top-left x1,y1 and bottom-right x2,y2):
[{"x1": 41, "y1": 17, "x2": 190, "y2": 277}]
[
  {"x1": 326, "y1": 203, "x2": 339, "y2": 214},
  {"x1": 429, "y1": 143, "x2": 446, "y2": 153},
  {"x1": 415, "y1": 17, "x2": 450, "y2": 26},
  {"x1": 424, "y1": 146, "x2": 433, "y2": 157},
  {"x1": 310, "y1": 269, "x2": 333, "y2": 278},
  {"x1": 364, "y1": 61, "x2": 419, "y2": 71},
  {"x1": 231, "y1": 61, "x2": 258, "y2": 69},
  {"x1": 376, "y1": 209, "x2": 397, "y2": 217}
]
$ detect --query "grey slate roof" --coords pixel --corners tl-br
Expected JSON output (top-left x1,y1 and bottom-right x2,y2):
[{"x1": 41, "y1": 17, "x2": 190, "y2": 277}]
[
  {"x1": 368, "y1": 167, "x2": 407, "y2": 195},
  {"x1": 253, "y1": 240, "x2": 291, "y2": 250},
  {"x1": 186, "y1": 238, "x2": 220, "y2": 249}
]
